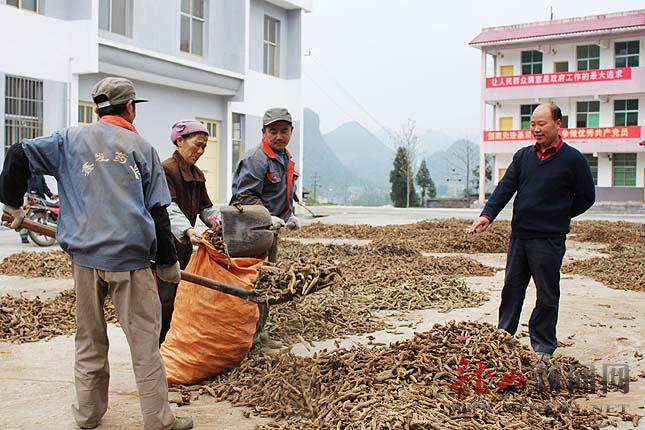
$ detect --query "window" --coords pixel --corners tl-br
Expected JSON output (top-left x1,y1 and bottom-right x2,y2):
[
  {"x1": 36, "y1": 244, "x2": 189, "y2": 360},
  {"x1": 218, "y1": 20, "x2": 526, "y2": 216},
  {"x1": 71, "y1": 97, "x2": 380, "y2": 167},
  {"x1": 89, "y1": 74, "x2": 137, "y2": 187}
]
[
  {"x1": 6, "y1": 0, "x2": 38, "y2": 12},
  {"x1": 584, "y1": 154, "x2": 598, "y2": 185},
  {"x1": 612, "y1": 153, "x2": 636, "y2": 187},
  {"x1": 576, "y1": 45, "x2": 600, "y2": 70},
  {"x1": 99, "y1": 0, "x2": 129, "y2": 36},
  {"x1": 615, "y1": 41, "x2": 640, "y2": 68},
  {"x1": 4, "y1": 76, "x2": 43, "y2": 153},
  {"x1": 553, "y1": 61, "x2": 569, "y2": 73},
  {"x1": 180, "y1": 0, "x2": 204, "y2": 56},
  {"x1": 232, "y1": 113, "x2": 245, "y2": 172},
  {"x1": 199, "y1": 118, "x2": 218, "y2": 140},
  {"x1": 576, "y1": 101, "x2": 600, "y2": 128},
  {"x1": 78, "y1": 102, "x2": 96, "y2": 125},
  {"x1": 520, "y1": 104, "x2": 540, "y2": 130},
  {"x1": 521, "y1": 50, "x2": 542, "y2": 75},
  {"x1": 196, "y1": 117, "x2": 220, "y2": 200},
  {"x1": 614, "y1": 99, "x2": 639, "y2": 126},
  {"x1": 561, "y1": 115, "x2": 569, "y2": 129},
  {"x1": 263, "y1": 15, "x2": 280, "y2": 76}
]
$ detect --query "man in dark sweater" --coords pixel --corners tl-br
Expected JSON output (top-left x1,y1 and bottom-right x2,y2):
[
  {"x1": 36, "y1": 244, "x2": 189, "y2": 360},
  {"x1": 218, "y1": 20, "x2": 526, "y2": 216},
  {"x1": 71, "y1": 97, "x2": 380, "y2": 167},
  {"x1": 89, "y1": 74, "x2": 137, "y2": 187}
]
[{"x1": 468, "y1": 103, "x2": 595, "y2": 359}]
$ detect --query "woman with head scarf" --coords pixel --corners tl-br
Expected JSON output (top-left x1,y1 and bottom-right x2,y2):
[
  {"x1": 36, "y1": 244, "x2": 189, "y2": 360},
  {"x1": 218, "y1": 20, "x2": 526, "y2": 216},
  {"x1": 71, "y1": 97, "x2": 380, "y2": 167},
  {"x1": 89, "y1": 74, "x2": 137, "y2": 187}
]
[{"x1": 159, "y1": 120, "x2": 220, "y2": 344}]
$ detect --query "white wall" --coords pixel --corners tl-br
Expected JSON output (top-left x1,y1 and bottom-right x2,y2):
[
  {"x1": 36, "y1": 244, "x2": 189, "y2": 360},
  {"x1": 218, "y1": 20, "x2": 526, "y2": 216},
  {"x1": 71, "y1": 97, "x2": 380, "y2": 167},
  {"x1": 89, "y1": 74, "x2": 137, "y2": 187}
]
[
  {"x1": 99, "y1": 0, "x2": 245, "y2": 74},
  {"x1": 0, "y1": 4, "x2": 98, "y2": 82},
  {"x1": 493, "y1": 154, "x2": 513, "y2": 185},
  {"x1": 637, "y1": 152, "x2": 645, "y2": 188},
  {"x1": 597, "y1": 153, "x2": 612, "y2": 187},
  {"x1": 249, "y1": 0, "x2": 289, "y2": 77}
]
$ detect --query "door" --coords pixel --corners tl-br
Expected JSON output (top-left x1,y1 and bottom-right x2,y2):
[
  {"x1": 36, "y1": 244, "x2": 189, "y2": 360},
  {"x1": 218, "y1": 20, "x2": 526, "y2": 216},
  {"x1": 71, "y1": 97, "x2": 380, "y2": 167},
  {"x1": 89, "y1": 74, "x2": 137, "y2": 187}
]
[
  {"x1": 499, "y1": 117, "x2": 513, "y2": 130},
  {"x1": 497, "y1": 168, "x2": 507, "y2": 184},
  {"x1": 500, "y1": 65, "x2": 514, "y2": 77},
  {"x1": 553, "y1": 61, "x2": 569, "y2": 72},
  {"x1": 196, "y1": 118, "x2": 221, "y2": 202}
]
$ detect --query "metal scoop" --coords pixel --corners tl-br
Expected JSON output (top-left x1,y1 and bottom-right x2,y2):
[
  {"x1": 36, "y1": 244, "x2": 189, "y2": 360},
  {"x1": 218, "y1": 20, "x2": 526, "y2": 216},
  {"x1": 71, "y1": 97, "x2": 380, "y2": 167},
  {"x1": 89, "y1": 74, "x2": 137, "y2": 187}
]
[{"x1": 220, "y1": 204, "x2": 275, "y2": 259}]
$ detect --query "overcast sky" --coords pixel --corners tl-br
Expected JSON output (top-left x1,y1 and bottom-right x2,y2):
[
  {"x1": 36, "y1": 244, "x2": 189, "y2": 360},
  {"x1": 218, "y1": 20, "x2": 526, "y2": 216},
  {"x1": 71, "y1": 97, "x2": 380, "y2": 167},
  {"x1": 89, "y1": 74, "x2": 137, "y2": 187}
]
[{"x1": 302, "y1": 0, "x2": 643, "y2": 138}]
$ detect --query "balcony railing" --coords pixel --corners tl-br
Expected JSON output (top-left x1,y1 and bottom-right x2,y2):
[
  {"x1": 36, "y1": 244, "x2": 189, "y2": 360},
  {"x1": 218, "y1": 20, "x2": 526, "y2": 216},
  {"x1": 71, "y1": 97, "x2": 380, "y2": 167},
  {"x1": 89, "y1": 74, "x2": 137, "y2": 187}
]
[
  {"x1": 486, "y1": 67, "x2": 632, "y2": 88},
  {"x1": 483, "y1": 126, "x2": 641, "y2": 142}
]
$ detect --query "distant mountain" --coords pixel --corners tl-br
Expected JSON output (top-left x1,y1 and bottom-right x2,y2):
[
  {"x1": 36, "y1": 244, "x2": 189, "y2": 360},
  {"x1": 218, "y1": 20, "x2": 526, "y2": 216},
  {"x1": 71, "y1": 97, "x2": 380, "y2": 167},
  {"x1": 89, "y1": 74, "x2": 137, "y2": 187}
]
[
  {"x1": 303, "y1": 108, "x2": 361, "y2": 203},
  {"x1": 418, "y1": 130, "x2": 456, "y2": 158},
  {"x1": 376, "y1": 128, "x2": 455, "y2": 158},
  {"x1": 324, "y1": 122, "x2": 394, "y2": 189},
  {"x1": 374, "y1": 128, "x2": 397, "y2": 150}
]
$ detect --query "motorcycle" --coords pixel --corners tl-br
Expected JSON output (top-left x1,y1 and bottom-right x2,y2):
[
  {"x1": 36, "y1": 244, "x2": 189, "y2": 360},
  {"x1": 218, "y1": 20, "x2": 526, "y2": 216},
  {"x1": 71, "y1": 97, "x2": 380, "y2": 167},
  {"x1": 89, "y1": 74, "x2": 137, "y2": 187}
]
[{"x1": 24, "y1": 194, "x2": 59, "y2": 247}]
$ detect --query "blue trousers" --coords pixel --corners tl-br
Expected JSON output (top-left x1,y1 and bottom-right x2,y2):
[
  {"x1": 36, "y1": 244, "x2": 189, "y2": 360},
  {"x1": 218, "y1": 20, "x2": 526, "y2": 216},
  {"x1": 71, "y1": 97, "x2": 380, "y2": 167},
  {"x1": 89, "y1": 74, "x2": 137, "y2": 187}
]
[{"x1": 498, "y1": 237, "x2": 566, "y2": 354}]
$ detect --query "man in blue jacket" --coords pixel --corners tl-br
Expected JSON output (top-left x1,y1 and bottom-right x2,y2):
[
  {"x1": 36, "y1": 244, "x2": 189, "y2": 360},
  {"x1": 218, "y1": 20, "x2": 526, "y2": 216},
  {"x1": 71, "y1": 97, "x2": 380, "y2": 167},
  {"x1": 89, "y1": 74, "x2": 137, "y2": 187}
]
[
  {"x1": 230, "y1": 107, "x2": 300, "y2": 231},
  {"x1": 0, "y1": 77, "x2": 193, "y2": 430},
  {"x1": 469, "y1": 103, "x2": 595, "y2": 359}
]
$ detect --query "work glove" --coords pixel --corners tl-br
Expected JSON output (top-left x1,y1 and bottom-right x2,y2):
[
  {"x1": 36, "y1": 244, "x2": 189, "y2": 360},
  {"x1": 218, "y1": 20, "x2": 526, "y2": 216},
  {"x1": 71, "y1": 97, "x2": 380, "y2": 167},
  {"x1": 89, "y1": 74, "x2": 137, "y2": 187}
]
[
  {"x1": 270, "y1": 216, "x2": 286, "y2": 231},
  {"x1": 285, "y1": 215, "x2": 300, "y2": 230},
  {"x1": 3, "y1": 205, "x2": 25, "y2": 230},
  {"x1": 157, "y1": 262, "x2": 181, "y2": 284}
]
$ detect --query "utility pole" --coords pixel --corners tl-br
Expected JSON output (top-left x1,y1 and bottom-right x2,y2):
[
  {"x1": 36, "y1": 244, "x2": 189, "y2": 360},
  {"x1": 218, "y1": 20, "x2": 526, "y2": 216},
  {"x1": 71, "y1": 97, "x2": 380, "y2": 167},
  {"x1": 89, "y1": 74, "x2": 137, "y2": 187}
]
[
  {"x1": 446, "y1": 168, "x2": 462, "y2": 198},
  {"x1": 311, "y1": 173, "x2": 321, "y2": 203},
  {"x1": 406, "y1": 167, "x2": 410, "y2": 208}
]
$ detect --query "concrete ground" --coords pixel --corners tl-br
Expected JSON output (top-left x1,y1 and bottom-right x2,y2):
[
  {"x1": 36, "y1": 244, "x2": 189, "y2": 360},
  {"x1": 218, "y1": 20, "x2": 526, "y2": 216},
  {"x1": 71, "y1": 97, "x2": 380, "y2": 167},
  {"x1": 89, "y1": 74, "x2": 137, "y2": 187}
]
[
  {"x1": 293, "y1": 205, "x2": 645, "y2": 226},
  {"x1": 0, "y1": 207, "x2": 643, "y2": 429}
]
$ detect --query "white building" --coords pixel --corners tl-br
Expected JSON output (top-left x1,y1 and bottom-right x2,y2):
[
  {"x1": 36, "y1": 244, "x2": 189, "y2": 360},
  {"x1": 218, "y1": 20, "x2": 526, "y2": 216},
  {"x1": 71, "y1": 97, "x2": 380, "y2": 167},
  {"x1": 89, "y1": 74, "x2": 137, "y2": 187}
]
[
  {"x1": 0, "y1": 0, "x2": 311, "y2": 203},
  {"x1": 471, "y1": 9, "x2": 645, "y2": 205}
]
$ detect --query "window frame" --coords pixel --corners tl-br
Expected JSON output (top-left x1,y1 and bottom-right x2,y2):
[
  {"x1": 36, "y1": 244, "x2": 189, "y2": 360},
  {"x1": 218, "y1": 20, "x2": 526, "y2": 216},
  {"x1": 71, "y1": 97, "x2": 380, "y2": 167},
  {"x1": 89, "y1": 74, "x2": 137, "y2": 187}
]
[
  {"x1": 614, "y1": 99, "x2": 639, "y2": 127},
  {"x1": 576, "y1": 101, "x2": 600, "y2": 128},
  {"x1": 583, "y1": 154, "x2": 598, "y2": 186},
  {"x1": 99, "y1": 0, "x2": 131, "y2": 37},
  {"x1": 263, "y1": 15, "x2": 280, "y2": 77},
  {"x1": 78, "y1": 101, "x2": 97, "y2": 125},
  {"x1": 615, "y1": 40, "x2": 640, "y2": 68},
  {"x1": 520, "y1": 104, "x2": 540, "y2": 130},
  {"x1": 180, "y1": 0, "x2": 206, "y2": 56},
  {"x1": 612, "y1": 153, "x2": 637, "y2": 187},
  {"x1": 6, "y1": 0, "x2": 39, "y2": 13},
  {"x1": 576, "y1": 44, "x2": 600, "y2": 71},
  {"x1": 232, "y1": 113, "x2": 245, "y2": 172},
  {"x1": 521, "y1": 50, "x2": 543, "y2": 75},
  {"x1": 4, "y1": 75, "x2": 43, "y2": 154}
]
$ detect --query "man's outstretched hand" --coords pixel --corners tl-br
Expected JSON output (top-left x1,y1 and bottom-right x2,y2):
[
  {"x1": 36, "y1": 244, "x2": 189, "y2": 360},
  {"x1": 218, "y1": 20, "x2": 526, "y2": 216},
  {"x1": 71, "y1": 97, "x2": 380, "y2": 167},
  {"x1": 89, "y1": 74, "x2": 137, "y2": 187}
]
[{"x1": 468, "y1": 216, "x2": 491, "y2": 235}]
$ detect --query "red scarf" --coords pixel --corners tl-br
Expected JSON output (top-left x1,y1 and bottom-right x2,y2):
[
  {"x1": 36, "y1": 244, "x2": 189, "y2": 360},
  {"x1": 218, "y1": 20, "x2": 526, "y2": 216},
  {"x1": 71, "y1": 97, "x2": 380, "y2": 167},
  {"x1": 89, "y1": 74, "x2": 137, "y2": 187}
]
[{"x1": 100, "y1": 115, "x2": 138, "y2": 134}]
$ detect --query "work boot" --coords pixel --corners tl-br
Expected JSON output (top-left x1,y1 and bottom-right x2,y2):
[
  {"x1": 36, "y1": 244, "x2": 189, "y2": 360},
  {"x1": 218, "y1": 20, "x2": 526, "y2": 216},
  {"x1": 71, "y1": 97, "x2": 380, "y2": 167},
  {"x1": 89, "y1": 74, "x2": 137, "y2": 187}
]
[{"x1": 170, "y1": 416, "x2": 194, "y2": 430}]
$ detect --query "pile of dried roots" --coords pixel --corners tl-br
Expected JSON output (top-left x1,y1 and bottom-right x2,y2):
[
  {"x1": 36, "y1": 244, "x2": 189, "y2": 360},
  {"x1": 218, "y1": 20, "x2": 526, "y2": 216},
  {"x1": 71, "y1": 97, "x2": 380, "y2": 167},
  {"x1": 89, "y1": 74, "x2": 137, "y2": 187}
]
[
  {"x1": 0, "y1": 251, "x2": 72, "y2": 278},
  {"x1": 253, "y1": 257, "x2": 343, "y2": 304},
  {"x1": 175, "y1": 321, "x2": 635, "y2": 429},
  {"x1": 0, "y1": 290, "x2": 117, "y2": 343}
]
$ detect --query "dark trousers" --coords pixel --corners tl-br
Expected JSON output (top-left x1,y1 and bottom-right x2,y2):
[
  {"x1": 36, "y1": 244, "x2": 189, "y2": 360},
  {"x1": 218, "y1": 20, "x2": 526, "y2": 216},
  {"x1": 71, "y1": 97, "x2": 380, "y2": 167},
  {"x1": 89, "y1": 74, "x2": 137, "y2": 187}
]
[
  {"x1": 498, "y1": 237, "x2": 566, "y2": 354},
  {"x1": 158, "y1": 241, "x2": 192, "y2": 345},
  {"x1": 157, "y1": 279, "x2": 177, "y2": 345}
]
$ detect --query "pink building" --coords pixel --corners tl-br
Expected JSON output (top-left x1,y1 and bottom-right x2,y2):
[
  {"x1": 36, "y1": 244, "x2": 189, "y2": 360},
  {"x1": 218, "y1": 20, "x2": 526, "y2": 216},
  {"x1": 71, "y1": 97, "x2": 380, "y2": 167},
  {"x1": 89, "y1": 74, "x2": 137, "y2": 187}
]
[{"x1": 471, "y1": 9, "x2": 645, "y2": 205}]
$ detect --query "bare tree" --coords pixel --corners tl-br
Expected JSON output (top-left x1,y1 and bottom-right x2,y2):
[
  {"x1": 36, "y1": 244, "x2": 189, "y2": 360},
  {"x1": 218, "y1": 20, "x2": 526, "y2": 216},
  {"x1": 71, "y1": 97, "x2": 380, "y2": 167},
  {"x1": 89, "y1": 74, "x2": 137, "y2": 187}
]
[
  {"x1": 447, "y1": 138, "x2": 479, "y2": 201},
  {"x1": 391, "y1": 119, "x2": 419, "y2": 208}
]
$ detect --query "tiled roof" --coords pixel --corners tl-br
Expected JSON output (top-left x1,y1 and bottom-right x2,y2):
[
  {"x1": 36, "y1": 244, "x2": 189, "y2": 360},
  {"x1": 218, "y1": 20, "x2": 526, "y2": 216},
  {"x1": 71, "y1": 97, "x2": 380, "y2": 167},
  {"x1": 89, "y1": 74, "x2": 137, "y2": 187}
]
[{"x1": 470, "y1": 10, "x2": 645, "y2": 47}]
